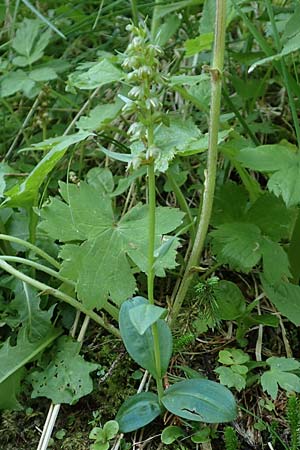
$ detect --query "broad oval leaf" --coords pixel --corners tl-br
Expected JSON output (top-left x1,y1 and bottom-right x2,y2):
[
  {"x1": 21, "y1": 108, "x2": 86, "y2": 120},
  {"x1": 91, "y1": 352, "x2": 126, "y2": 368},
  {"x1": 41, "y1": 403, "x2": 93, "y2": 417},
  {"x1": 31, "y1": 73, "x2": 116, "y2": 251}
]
[
  {"x1": 119, "y1": 297, "x2": 172, "y2": 378},
  {"x1": 161, "y1": 379, "x2": 237, "y2": 423},
  {"x1": 129, "y1": 304, "x2": 166, "y2": 335},
  {"x1": 116, "y1": 392, "x2": 161, "y2": 433}
]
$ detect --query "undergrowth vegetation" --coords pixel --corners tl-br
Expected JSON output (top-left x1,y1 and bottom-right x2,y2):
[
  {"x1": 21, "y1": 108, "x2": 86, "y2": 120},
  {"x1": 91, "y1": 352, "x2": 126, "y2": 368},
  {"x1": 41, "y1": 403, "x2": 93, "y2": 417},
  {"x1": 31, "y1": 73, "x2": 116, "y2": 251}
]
[{"x1": 1, "y1": 0, "x2": 300, "y2": 449}]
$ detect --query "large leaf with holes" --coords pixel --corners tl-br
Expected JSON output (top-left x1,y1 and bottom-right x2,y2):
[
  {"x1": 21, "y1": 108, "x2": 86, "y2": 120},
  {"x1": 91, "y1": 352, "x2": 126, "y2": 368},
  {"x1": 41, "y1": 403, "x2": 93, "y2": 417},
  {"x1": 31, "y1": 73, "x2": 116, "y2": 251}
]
[
  {"x1": 116, "y1": 392, "x2": 162, "y2": 433},
  {"x1": 39, "y1": 182, "x2": 184, "y2": 309},
  {"x1": 119, "y1": 297, "x2": 172, "y2": 378},
  {"x1": 161, "y1": 379, "x2": 237, "y2": 423},
  {"x1": 30, "y1": 336, "x2": 98, "y2": 404},
  {"x1": 0, "y1": 327, "x2": 61, "y2": 409},
  {"x1": 4, "y1": 132, "x2": 92, "y2": 207}
]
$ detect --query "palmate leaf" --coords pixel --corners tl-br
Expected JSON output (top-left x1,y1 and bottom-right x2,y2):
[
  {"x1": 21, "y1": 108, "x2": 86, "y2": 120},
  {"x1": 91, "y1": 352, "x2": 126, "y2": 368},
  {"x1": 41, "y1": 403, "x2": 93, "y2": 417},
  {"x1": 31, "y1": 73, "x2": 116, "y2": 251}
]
[
  {"x1": 30, "y1": 336, "x2": 98, "y2": 404},
  {"x1": 39, "y1": 182, "x2": 184, "y2": 309},
  {"x1": 211, "y1": 222, "x2": 291, "y2": 282},
  {"x1": 261, "y1": 357, "x2": 300, "y2": 399}
]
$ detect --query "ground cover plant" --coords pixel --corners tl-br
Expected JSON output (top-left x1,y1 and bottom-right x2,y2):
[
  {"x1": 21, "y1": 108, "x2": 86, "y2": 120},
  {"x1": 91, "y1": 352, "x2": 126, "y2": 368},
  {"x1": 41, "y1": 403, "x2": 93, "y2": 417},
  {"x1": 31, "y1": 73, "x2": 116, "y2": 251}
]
[{"x1": 1, "y1": 0, "x2": 300, "y2": 449}]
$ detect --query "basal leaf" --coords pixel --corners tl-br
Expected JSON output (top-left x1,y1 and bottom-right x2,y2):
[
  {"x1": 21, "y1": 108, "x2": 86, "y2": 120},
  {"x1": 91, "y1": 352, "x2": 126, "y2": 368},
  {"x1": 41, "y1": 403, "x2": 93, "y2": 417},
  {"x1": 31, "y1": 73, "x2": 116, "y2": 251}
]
[
  {"x1": 4, "y1": 132, "x2": 92, "y2": 207},
  {"x1": 214, "y1": 366, "x2": 246, "y2": 392},
  {"x1": 161, "y1": 426, "x2": 185, "y2": 444},
  {"x1": 86, "y1": 167, "x2": 114, "y2": 194},
  {"x1": 116, "y1": 392, "x2": 161, "y2": 433},
  {"x1": 129, "y1": 303, "x2": 166, "y2": 335},
  {"x1": 161, "y1": 379, "x2": 237, "y2": 423},
  {"x1": 30, "y1": 336, "x2": 98, "y2": 404},
  {"x1": 119, "y1": 297, "x2": 172, "y2": 378}
]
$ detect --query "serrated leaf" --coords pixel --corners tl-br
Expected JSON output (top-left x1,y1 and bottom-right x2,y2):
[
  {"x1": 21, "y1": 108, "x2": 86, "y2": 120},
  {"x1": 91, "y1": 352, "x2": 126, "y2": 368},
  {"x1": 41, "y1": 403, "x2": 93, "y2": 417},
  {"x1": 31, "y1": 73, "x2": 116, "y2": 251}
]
[
  {"x1": 12, "y1": 19, "x2": 40, "y2": 57},
  {"x1": 103, "y1": 420, "x2": 119, "y2": 440},
  {"x1": 262, "y1": 279, "x2": 300, "y2": 326},
  {"x1": 29, "y1": 67, "x2": 57, "y2": 82},
  {"x1": 4, "y1": 132, "x2": 92, "y2": 207},
  {"x1": 76, "y1": 100, "x2": 122, "y2": 131},
  {"x1": 244, "y1": 193, "x2": 291, "y2": 241},
  {"x1": 119, "y1": 297, "x2": 172, "y2": 378},
  {"x1": 0, "y1": 70, "x2": 35, "y2": 97},
  {"x1": 238, "y1": 144, "x2": 300, "y2": 207},
  {"x1": 68, "y1": 59, "x2": 124, "y2": 90},
  {"x1": 261, "y1": 238, "x2": 291, "y2": 283},
  {"x1": 237, "y1": 144, "x2": 294, "y2": 171},
  {"x1": 161, "y1": 379, "x2": 237, "y2": 423},
  {"x1": 86, "y1": 167, "x2": 114, "y2": 194},
  {"x1": 39, "y1": 183, "x2": 184, "y2": 308},
  {"x1": 261, "y1": 357, "x2": 300, "y2": 399},
  {"x1": 215, "y1": 366, "x2": 246, "y2": 392},
  {"x1": 211, "y1": 182, "x2": 248, "y2": 227},
  {"x1": 30, "y1": 336, "x2": 98, "y2": 404},
  {"x1": 184, "y1": 33, "x2": 213, "y2": 56},
  {"x1": 12, "y1": 19, "x2": 51, "y2": 66},
  {"x1": 213, "y1": 280, "x2": 246, "y2": 320},
  {"x1": 129, "y1": 303, "x2": 166, "y2": 335},
  {"x1": 211, "y1": 222, "x2": 262, "y2": 272},
  {"x1": 8, "y1": 281, "x2": 55, "y2": 341},
  {"x1": 116, "y1": 392, "x2": 161, "y2": 433}
]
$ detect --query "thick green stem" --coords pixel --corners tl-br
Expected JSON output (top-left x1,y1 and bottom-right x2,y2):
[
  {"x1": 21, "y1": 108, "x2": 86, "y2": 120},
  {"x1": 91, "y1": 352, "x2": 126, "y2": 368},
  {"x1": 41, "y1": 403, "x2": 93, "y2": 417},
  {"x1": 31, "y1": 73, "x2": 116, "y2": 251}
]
[
  {"x1": 0, "y1": 234, "x2": 60, "y2": 269},
  {"x1": 147, "y1": 161, "x2": 164, "y2": 399},
  {"x1": 0, "y1": 259, "x2": 120, "y2": 338},
  {"x1": 169, "y1": 0, "x2": 227, "y2": 326},
  {"x1": 0, "y1": 255, "x2": 75, "y2": 286}
]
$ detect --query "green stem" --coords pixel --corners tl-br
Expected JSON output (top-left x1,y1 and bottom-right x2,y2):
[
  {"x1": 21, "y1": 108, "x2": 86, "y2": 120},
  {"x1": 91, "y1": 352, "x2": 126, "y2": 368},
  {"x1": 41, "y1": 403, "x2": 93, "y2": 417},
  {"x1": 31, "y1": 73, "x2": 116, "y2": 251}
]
[
  {"x1": 169, "y1": 0, "x2": 227, "y2": 326},
  {"x1": 147, "y1": 161, "x2": 164, "y2": 399},
  {"x1": 0, "y1": 234, "x2": 60, "y2": 269},
  {"x1": 265, "y1": 0, "x2": 300, "y2": 149},
  {"x1": 0, "y1": 255, "x2": 75, "y2": 286},
  {"x1": 150, "y1": 0, "x2": 161, "y2": 41},
  {"x1": 0, "y1": 259, "x2": 120, "y2": 338},
  {"x1": 130, "y1": 0, "x2": 139, "y2": 26}
]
